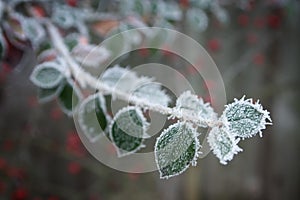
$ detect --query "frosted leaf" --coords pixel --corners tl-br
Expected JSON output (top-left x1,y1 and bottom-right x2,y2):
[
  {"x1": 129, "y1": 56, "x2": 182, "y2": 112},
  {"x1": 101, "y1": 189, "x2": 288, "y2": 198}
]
[
  {"x1": 157, "y1": 1, "x2": 182, "y2": 21},
  {"x1": 132, "y1": 82, "x2": 171, "y2": 107},
  {"x1": 30, "y1": 62, "x2": 64, "y2": 89},
  {"x1": 52, "y1": 5, "x2": 74, "y2": 28},
  {"x1": 22, "y1": 18, "x2": 45, "y2": 48},
  {"x1": 155, "y1": 122, "x2": 200, "y2": 179},
  {"x1": 222, "y1": 96, "x2": 272, "y2": 138},
  {"x1": 37, "y1": 81, "x2": 65, "y2": 103},
  {"x1": 176, "y1": 91, "x2": 217, "y2": 126},
  {"x1": 186, "y1": 8, "x2": 208, "y2": 32},
  {"x1": 211, "y1": 2, "x2": 229, "y2": 24},
  {"x1": 57, "y1": 79, "x2": 83, "y2": 116},
  {"x1": 100, "y1": 65, "x2": 139, "y2": 92},
  {"x1": 207, "y1": 127, "x2": 242, "y2": 165},
  {"x1": 190, "y1": 0, "x2": 211, "y2": 8},
  {"x1": 0, "y1": 29, "x2": 6, "y2": 60},
  {"x1": 78, "y1": 94, "x2": 110, "y2": 142},
  {"x1": 71, "y1": 44, "x2": 110, "y2": 68},
  {"x1": 110, "y1": 106, "x2": 148, "y2": 157}
]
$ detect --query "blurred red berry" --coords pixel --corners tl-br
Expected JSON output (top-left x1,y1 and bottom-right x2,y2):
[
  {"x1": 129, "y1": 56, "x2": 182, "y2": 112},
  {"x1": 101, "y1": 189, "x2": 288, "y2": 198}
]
[
  {"x1": 67, "y1": 0, "x2": 77, "y2": 7},
  {"x1": 68, "y1": 162, "x2": 81, "y2": 175},
  {"x1": 237, "y1": 14, "x2": 249, "y2": 27},
  {"x1": 0, "y1": 157, "x2": 7, "y2": 170},
  {"x1": 138, "y1": 48, "x2": 149, "y2": 57},
  {"x1": 253, "y1": 54, "x2": 265, "y2": 65},
  {"x1": 0, "y1": 181, "x2": 6, "y2": 194},
  {"x1": 207, "y1": 39, "x2": 221, "y2": 52},
  {"x1": 50, "y1": 107, "x2": 63, "y2": 120},
  {"x1": 267, "y1": 14, "x2": 281, "y2": 29},
  {"x1": 66, "y1": 131, "x2": 86, "y2": 157},
  {"x1": 11, "y1": 187, "x2": 28, "y2": 200},
  {"x1": 180, "y1": 0, "x2": 189, "y2": 8}
]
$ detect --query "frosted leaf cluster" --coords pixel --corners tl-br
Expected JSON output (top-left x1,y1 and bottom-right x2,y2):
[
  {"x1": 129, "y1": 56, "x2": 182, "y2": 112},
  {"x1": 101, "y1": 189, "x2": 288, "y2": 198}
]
[{"x1": 207, "y1": 96, "x2": 272, "y2": 164}]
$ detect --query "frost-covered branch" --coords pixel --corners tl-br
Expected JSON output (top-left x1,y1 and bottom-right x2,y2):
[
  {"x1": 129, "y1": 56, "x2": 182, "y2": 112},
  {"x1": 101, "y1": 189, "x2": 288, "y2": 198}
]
[{"x1": 46, "y1": 22, "x2": 220, "y2": 128}]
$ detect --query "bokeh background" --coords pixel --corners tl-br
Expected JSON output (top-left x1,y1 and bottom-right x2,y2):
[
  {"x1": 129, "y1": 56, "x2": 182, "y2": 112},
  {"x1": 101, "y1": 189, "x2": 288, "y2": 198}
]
[{"x1": 0, "y1": 0, "x2": 300, "y2": 199}]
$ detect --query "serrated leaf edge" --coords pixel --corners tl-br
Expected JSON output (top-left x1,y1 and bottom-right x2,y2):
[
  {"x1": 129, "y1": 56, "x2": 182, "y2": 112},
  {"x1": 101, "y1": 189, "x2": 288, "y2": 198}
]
[
  {"x1": 221, "y1": 95, "x2": 272, "y2": 139},
  {"x1": 154, "y1": 121, "x2": 201, "y2": 179},
  {"x1": 207, "y1": 126, "x2": 243, "y2": 165},
  {"x1": 109, "y1": 106, "x2": 149, "y2": 157}
]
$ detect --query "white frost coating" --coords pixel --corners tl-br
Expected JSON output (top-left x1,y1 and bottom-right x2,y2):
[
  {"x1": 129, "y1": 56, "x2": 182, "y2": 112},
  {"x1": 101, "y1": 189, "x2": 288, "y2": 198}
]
[
  {"x1": 186, "y1": 8, "x2": 208, "y2": 32},
  {"x1": 71, "y1": 44, "x2": 110, "y2": 68},
  {"x1": 22, "y1": 18, "x2": 46, "y2": 48},
  {"x1": 157, "y1": 1, "x2": 183, "y2": 21},
  {"x1": 154, "y1": 122, "x2": 201, "y2": 179},
  {"x1": 132, "y1": 82, "x2": 171, "y2": 107},
  {"x1": 78, "y1": 93, "x2": 110, "y2": 143},
  {"x1": 175, "y1": 91, "x2": 218, "y2": 127},
  {"x1": 57, "y1": 78, "x2": 83, "y2": 117},
  {"x1": 109, "y1": 106, "x2": 149, "y2": 157},
  {"x1": 30, "y1": 61, "x2": 64, "y2": 89},
  {"x1": 37, "y1": 82, "x2": 65, "y2": 104},
  {"x1": 207, "y1": 126, "x2": 243, "y2": 165},
  {"x1": 221, "y1": 95, "x2": 272, "y2": 139}
]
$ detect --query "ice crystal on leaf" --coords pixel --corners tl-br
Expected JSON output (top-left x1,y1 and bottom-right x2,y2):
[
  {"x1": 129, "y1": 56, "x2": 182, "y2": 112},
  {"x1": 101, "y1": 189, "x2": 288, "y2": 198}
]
[
  {"x1": 132, "y1": 82, "x2": 171, "y2": 107},
  {"x1": 155, "y1": 122, "x2": 200, "y2": 179},
  {"x1": 207, "y1": 127, "x2": 243, "y2": 165},
  {"x1": 110, "y1": 106, "x2": 148, "y2": 157},
  {"x1": 222, "y1": 96, "x2": 272, "y2": 139},
  {"x1": 175, "y1": 91, "x2": 217, "y2": 126}
]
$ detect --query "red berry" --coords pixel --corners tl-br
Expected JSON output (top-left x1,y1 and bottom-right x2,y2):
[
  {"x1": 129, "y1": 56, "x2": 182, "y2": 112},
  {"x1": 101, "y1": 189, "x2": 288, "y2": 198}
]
[
  {"x1": 207, "y1": 39, "x2": 221, "y2": 52},
  {"x1": 237, "y1": 14, "x2": 249, "y2": 27},
  {"x1": 68, "y1": 162, "x2": 81, "y2": 175},
  {"x1": 253, "y1": 54, "x2": 265, "y2": 65}
]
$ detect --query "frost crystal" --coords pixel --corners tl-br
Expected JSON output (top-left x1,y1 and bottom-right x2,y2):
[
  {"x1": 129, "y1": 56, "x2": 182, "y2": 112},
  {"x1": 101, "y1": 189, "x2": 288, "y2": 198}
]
[
  {"x1": 110, "y1": 106, "x2": 148, "y2": 157},
  {"x1": 222, "y1": 96, "x2": 272, "y2": 138},
  {"x1": 176, "y1": 91, "x2": 217, "y2": 126},
  {"x1": 78, "y1": 94, "x2": 110, "y2": 142},
  {"x1": 132, "y1": 82, "x2": 171, "y2": 107},
  {"x1": 207, "y1": 127, "x2": 243, "y2": 165},
  {"x1": 155, "y1": 122, "x2": 200, "y2": 179}
]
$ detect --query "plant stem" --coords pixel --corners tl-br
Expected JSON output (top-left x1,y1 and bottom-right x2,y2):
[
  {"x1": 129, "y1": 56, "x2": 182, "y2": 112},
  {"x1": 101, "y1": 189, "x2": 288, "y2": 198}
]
[{"x1": 46, "y1": 22, "x2": 221, "y2": 128}]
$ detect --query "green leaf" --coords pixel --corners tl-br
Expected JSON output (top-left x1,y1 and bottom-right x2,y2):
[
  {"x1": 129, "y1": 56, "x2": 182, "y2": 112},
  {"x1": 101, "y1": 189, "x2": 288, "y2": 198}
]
[
  {"x1": 186, "y1": 8, "x2": 208, "y2": 32},
  {"x1": 37, "y1": 82, "x2": 64, "y2": 103},
  {"x1": 78, "y1": 94, "x2": 110, "y2": 142},
  {"x1": 30, "y1": 62, "x2": 64, "y2": 89},
  {"x1": 57, "y1": 79, "x2": 82, "y2": 116},
  {"x1": 110, "y1": 106, "x2": 148, "y2": 157},
  {"x1": 155, "y1": 122, "x2": 200, "y2": 179},
  {"x1": 222, "y1": 96, "x2": 272, "y2": 138},
  {"x1": 22, "y1": 18, "x2": 45, "y2": 48},
  {"x1": 207, "y1": 127, "x2": 242, "y2": 165}
]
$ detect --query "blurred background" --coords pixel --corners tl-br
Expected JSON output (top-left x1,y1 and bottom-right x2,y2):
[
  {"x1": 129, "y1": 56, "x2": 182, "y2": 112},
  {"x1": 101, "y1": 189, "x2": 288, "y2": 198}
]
[{"x1": 0, "y1": 0, "x2": 300, "y2": 199}]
